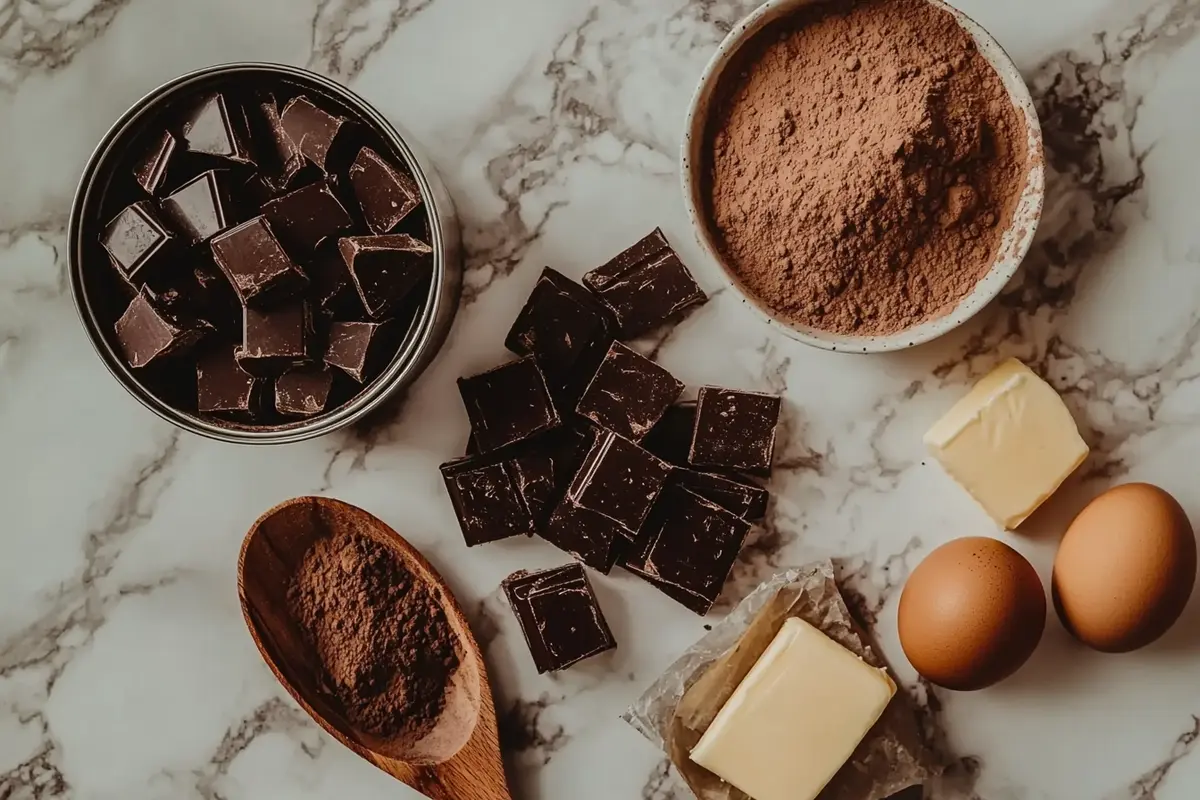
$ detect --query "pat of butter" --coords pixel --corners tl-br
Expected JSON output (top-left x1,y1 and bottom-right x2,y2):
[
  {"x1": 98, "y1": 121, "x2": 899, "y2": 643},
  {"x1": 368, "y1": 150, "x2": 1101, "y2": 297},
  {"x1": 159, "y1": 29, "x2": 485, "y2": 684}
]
[
  {"x1": 925, "y1": 358, "x2": 1088, "y2": 529},
  {"x1": 689, "y1": 617, "x2": 896, "y2": 800}
]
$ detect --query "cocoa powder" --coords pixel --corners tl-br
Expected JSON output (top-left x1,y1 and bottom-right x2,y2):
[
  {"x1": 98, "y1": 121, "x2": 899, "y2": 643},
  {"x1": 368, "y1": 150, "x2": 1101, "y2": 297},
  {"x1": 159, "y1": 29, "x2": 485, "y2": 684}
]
[
  {"x1": 704, "y1": 0, "x2": 1029, "y2": 336},
  {"x1": 288, "y1": 529, "x2": 460, "y2": 739}
]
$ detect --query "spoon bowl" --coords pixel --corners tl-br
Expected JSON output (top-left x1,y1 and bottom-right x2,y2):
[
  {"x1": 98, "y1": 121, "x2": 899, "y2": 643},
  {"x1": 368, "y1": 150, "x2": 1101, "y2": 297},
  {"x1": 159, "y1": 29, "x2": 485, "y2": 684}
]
[{"x1": 238, "y1": 496, "x2": 511, "y2": 800}]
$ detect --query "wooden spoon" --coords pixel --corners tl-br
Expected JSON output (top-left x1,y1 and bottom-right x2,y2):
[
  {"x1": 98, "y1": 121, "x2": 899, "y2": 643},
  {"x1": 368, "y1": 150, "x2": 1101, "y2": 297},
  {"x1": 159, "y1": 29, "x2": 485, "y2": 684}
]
[{"x1": 237, "y1": 496, "x2": 512, "y2": 800}]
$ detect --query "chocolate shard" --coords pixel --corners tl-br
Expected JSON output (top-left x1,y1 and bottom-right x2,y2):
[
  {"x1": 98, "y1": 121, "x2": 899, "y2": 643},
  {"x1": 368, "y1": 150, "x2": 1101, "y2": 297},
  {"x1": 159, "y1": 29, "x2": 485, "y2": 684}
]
[
  {"x1": 275, "y1": 365, "x2": 334, "y2": 417},
  {"x1": 262, "y1": 181, "x2": 353, "y2": 258},
  {"x1": 160, "y1": 170, "x2": 233, "y2": 244},
  {"x1": 673, "y1": 468, "x2": 769, "y2": 521},
  {"x1": 582, "y1": 228, "x2": 706, "y2": 338},
  {"x1": 503, "y1": 563, "x2": 616, "y2": 674},
  {"x1": 101, "y1": 201, "x2": 173, "y2": 282},
  {"x1": 339, "y1": 234, "x2": 433, "y2": 319},
  {"x1": 181, "y1": 93, "x2": 252, "y2": 164},
  {"x1": 251, "y1": 94, "x2": 305, "y2": 192},
  {"x1": 575, "y1": 341, "x2": 683, "y2": 441},
  {"x1": 236, "y1": 300, "x2": 314, "y2": 377},
  {"x1": 566, "y1": 429, "x2": 672, "y2": 539},
  {"x1": 280, "y1": 96, "x2": 351, "y2": 170},
  {"x1": 689, "y1": 386, "x2": 782, "y2": 476},
  {"x1": 210, "y1": 216, "x2": 308, "y2": 306},
  {"x1": 642, "y1": 403, "x2": 697, "y2": 466},
  {"x1": 348, "y1": 147, "x2": 422, "y2": 234},
  {"x1": 196, "y1": 345, "x2": 260, "y2": 415},
  {"x1": 457, "y1": 356, "x2": 561, "y2": 453},
  {"x1": 115, "y1": 287, "x2": 211, "y2": 369},
  {"x1": 132, "y1": 130, "x2": 177, "y2": 195},
  {"x1": 440, "y1": 456, "x2": 537, "y2": 546},
  {"x1": 323, "y1": 320, "x2": 395, "y2": 383},
  {"x1": 540, "y1": 499, "x2": 624, "y2": 574}
]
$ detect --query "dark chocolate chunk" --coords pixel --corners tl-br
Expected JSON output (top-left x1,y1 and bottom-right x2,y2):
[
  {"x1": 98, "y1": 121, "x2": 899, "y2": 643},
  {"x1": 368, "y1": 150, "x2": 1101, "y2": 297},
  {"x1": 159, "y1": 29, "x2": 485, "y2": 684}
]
[
  {"x1": 101, "y1": 202, "x2": 173, "y2": 282},
  {"x1": 690, "y1": 387, "x2": 782, "y2": 476},
  {"x1": 625, "y1": 484, "x2": 752, "y2": 615},
  {"x1": 440, "y1": 456, "x2": 536, "y2": 546},
  {"x1": 236, "y1": 301, "x2": 314, "y2": 376},
  {"x1": 643, "y1": 403, "x2": 697, "y2": 465},
  {"x1": 349, "y1": 147, "x2": 422, "y2": 234},
  {"x1": 210, "y1": 217, "x2": 308, "y2": 306},
  {"x1": 575, "y1": 341, "x2": 683, "y2": 441},
  {"x1": 566, "y1": 430, "x2": 671, "y2": 538},
  {"x1": 323, "y1": 320, "x2": 394, "y2": 382},
  {"x1": 196, "y1": 346, "x2": 259, "y2": 414},
  {"x1": 307, "y1": 246, "x2": 358, "y2": 314},
  {"x1": 541, "y1": 500, "x2": 624, "y2": 573},
  {"x1": 505, "y1": 267, "x2": 614, "y2": 384},
  {"x1": 508, "y1": 427, "x2": 592, "y2": 524},
  {"x1": 115, "y1": 287, "x2": 211, "y2": 369},
  {"x1": 673, "y1": 468, "x2": 769, "y2": 521},
  {"x1": 132, "y1": 131, "x2": 176, "y2": 195},
  {"x1": 582, "y1": 228, "x2": 706, "y2": 338},
  {"x1": 275, "y1": 365, "x2": 334, "y2": 417},
  {"x1": 457, "y1": 356, "x2": 561, "y2": 453},
  {"x1": 149, "y1": 257, "x2": 241, "y2": 332},
  {"x1": 621, "y1": 556, "x2": 715, "y2": 617},
  {"x1": 503, "y1": 563, "x2": 616, "y2": 673},
  {"x1": 262, "y1": 181, "x2": 353, "y2": 257},
  {"x1": 182, "y1": 94, "x2": 252, "y2": 164},
  {"x1": 280, "y1": 97, "x2": 350, "y2": 170},
  {"x1": 252, "y1": 95, "x2": 305, "y2": 192},
  {"x1": 339, "y1": 234, "x2": 432, "y2": 319},
  {"x1": 160, "y1": 170, "x2": 232, "y2": 244}
]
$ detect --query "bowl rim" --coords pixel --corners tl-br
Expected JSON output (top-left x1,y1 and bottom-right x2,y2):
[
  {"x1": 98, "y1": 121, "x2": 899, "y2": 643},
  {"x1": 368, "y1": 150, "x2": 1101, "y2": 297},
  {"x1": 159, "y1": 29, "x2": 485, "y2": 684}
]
[
  {"x1": 69, "y1": 62, "x2": 459, "y2": 443},
  {"x1": 679, "y1": 0, "x2": 1046, "y2": 354}
]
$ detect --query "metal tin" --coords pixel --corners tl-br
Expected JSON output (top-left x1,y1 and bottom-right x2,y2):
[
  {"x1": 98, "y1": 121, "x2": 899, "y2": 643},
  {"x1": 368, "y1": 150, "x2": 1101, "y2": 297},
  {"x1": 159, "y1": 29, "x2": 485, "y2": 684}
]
[{"x1": 69, "y1": 63, "x2": 462, "y2": 444}]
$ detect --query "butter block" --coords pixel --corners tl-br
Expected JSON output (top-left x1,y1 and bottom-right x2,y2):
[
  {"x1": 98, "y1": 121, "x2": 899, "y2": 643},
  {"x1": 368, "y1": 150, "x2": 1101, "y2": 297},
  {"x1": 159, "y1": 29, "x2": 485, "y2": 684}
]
[
  {"x1": 925, "y1": 359, "x2": 1089, "y2": 529},
  {"x1": 689, "y1": 617, "x2": 896, "y2": 800}
]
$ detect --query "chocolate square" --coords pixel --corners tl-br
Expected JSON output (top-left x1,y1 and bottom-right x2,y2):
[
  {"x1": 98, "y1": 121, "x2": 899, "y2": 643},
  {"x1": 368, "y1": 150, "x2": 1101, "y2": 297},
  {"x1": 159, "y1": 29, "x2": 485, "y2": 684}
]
[
  {"x1": 575, "y1": 341, "x2": 682, "y2": 441},
  {"x1": 262, "y1": 181, "x2": 353, "y2": 257},
  {"x1": 541, "y1": 499, "x2": 624, "y2": 574},
  {"x1": 642, "y1": 403, "x2": 697, "y2": 465},
  {"x1": 115, "y1": 287, "x2": 211, "y2": 369},
  {"x1": 160, "y1": 170, "x2": 232, "y2": 244},
  {"x1": 101, "y1": 202, "x2": 173, "y2": 282},
  {"x1": 503, "y1": 563, "x2": 616, "y2": 673},
  {"x1": 457, "y1": 356, "x2": 561, "y2": 453},
  {"x1": 280, "y1": 96, "x2": 351, "y2": 170},
  {"x1": 508, "y1": 427, "x2": 592, "y2": 524},
  {"x1": 349, "y1": 147, "x2": 422, "y2": 234},
  {"x1": 132, "y1": 131, "x2": 177, "y2": 195},
  {"x1": 275, "y1": 365, "x2": 334, "y2": 417},
  {"x1": 505, "y1": 267, "x2": 614, "y2": 386},
  {"x1": 673, "y1": 468, "x2": 769, "y2": 521},
  {"x1": 566, "y1": 430, "x2": 671, "y2": 539},
  {"x1": 690, "y1": 387, "x2": 782, "y2": 476},
  {"x1": 196, "y1": 345, "x2": 259, "y2": 415},
  {"x1": 211, "y1": 217, "x2": 308, "y2": 306},
  {"x1": 339, "y1": 234, "x2": 433, "y2": 319},
  {"x1": 236, "y1": 301, "x2": 314, "y2": 376},
  {"x1": 582, "y1": 228, "x2": 706, "y2": 338},
  {"x1": 441, "y1": 456, "x2": 536, "y2": 546},
  {"x1": 324, "y1": 320, "x2": 395, "y2": 383},
  {"x1": 182, "y1": 93, "x2": 252, "y2": 165}
]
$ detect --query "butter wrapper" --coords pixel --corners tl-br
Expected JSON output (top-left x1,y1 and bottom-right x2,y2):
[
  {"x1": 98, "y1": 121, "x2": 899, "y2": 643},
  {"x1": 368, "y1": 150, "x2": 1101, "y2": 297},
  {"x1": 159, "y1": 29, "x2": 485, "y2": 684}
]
[{"x1": 623, "y1": 561, "x2": 940, "y2": 800}]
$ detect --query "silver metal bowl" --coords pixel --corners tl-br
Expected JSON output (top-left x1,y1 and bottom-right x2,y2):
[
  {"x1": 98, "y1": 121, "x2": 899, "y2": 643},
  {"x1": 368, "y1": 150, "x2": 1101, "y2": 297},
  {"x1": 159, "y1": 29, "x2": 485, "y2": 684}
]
[{"x1": 69, "y1": 63, "x2": 462, "y2": 444}]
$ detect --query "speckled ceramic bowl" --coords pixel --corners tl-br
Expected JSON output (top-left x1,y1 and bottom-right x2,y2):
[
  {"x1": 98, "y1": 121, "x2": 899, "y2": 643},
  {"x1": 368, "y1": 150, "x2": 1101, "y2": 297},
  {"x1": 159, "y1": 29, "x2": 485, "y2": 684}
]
[{"x1": 680, "y1": 0, "x2": 1044, "y2": 354}]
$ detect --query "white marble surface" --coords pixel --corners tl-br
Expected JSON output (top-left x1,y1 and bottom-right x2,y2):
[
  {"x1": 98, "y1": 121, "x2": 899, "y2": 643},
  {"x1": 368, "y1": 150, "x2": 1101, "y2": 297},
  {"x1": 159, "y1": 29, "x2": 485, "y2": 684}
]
[{"x1": 3, "y1": 0, "x2": 1200, "y2": 797}]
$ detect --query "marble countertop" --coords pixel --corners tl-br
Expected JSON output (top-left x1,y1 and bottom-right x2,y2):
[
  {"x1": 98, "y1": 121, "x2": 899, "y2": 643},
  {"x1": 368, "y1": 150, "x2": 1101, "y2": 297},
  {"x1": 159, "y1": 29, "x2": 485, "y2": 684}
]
[{"x1": 3, "y1": 0, "x2": 1200, "y2": 797}]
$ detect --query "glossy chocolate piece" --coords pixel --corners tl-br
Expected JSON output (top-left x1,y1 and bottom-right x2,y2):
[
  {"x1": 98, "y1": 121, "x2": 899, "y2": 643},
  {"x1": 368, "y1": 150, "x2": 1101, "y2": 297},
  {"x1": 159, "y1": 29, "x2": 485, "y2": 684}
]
[
  {"x1": 160, "y1": 170, "x2": 232, "y2": 244},
  {"x1": 540, "y1": 499, "x2": 624, "y2": 573},
  {"x1": 182, "y1": 93, "x2": 252, "y2": 164},
  {"x1": 262, "y1": 181, "x2": 353, "y2": 257},
  {"x1": 505, "y1": 267, "x2": 614, "y2": 387},
  {"x1": 441, "y1": 456, "x2": 536, "y2": 546},
  {"x1": 210, "y1": 217, "x2": 308, "y2": 306},
  {"x1": 349, "y1": 147, "x2": 422, "y2": 234},
  {"x1": 280, "y1": 96, "x2": 350, "y2": 170},
  {"x1": 101, "y1": 201, "x2": 173, "y2": 282},
  {"x1": 642, "y1": 403, "x2": 697, "y2": 465},
  {"x1": 115, "y1": 287, "x2": 211, "y2": 369},
  {"x1": 690, "y1": 387, "x2": 782, "y2": 476},
  {"x1": 253, "y1": 94, "x2": 305, "y2": 192},
  {"x1": 132, "y1": 131, "x2": 176, "y2": 195},
  {"x1": 196, "y1": 346, "x2": 259, "y2": 414},
  {"x1": 339, "y1": 234, "x2": 432, "y2": 319},
  {"x1": 275, "y1": 365, "x2": 334, "y2": 417},
  {"x1": 583, "y1": 228, "x2": 706, "y2": 338},
  {"x1": 673, "y1": 468, "x2": 769, "y2": 521},
  {"x1": 508, "y1": 426, "x2": 592, "y2": 525},
  {"x1": 457, "y1": 355, "x2": 561, "y2": 453},
  {"x1": 323, "y1": 320, "x2": 394, "y2": 382},
  {"x1": 575, "y1": 341, "x2": 682, "y2": 441},
  {"x1": 503, "y1": 563, "x2": 616, "y2": 673},
  {"x1": 236, "y1": 301, "x2": 314, "y2": 376},
  {"x1": 566, "y1": 429, "x2": 671, "y2": 538}
]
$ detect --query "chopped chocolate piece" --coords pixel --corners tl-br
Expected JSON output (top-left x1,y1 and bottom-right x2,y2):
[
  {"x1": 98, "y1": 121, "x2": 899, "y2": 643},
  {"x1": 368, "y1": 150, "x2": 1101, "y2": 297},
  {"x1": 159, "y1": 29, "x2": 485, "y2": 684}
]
[
  {"x1": 323, "y1": 320, "x2": 394, "y2": 382},
  {"x1": 583, "y1": 228, "x2": 706, "y2": 338},
  {"x1": 575, "y1": 341, "x2": 683, "y2": 441},
  {"x1": 567, "y1": 430, "x2": 671, "y2": 538},
  {"x1": 101, "y1": 201, "x2": 173, "y2": 282},
  {"x1": 621, "y1": 557, "x2": 715, "y2": 617},
  {"x1": 503, "y1": 563, "x2": 616, "y2": 673},
  {"x1": 252, "y1": 95, "x2": 305, "y2": 192},
  {"x1": 147, "y1": 257, "x2": 241, "y2": 331},
  {"x1": 349, "y1": 147, "x2": 422, "y2": 234},
  {"x1": 275, "y1": 365, "x2": 334, "y2": 416},
  {"x1": 339, "y1": 234, "x2": 432, "y2": 319},
  {"x1": 458, "y1": 356, "x2": 561, "y2": 453},
  {"x1": 280, "y1": 96, "x2": 351, "y2": 170},
  {"x1": 643, "y1": 403, "x2": 697, "y2": 465},
  {"x1": 262, "y1": 181, "x2": 353, "y2": 257},
  {"x1": 542, "y1": 499, "x2": 624, "y2": 573},
  {"x1": 307, "y1": 246, "x2": 359, "y2": 314},
  {"x1": 236, "y1": 301, "x2": 314, "y2": 376},
  {"x1": 690, "y1": 387, "x2": 782, "y2": 476},
  {"x1": 133, "y1": 131, "x2": 176, "y2": 195},
  {"x1": 509, "y1": 427, "x2": 592, "y2": 524},
  {"x1": 160, "y1": 170, "x2": 232, "y2": 244},
  {"x1": 182, "y1": 93, "x2": 252, "y2": 164},
  {"x1": 196, "y1": 346, "x2": 259, "y2": 414},
  {"x1": 115, "y1": 287, "x2": 211, "y2": 369},
  {"x1": 440, "y1": 456, "x2": 536, "y2": 546},
  {"x1": 210, "y1": 217, "x2": 308, "y2": 306},
  {"x1": 626, "y1": 484, "x2": 752, "y2": 615},
  {"x1": 673, "y1": 468, "x2": 769, "y2": 521},
  {"x1": 505, "y1": 267, "x2": 614, "y2": 383}
]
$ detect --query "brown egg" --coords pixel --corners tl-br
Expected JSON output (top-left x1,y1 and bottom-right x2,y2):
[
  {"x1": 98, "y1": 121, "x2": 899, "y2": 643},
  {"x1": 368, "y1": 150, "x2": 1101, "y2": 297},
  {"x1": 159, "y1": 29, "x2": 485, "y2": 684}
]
[
  {"x1": 1052, "y1": 483, "x2": 1196, "y2": 653},
  {"x1": 898, "y1": 536, "x2": 1046, "y2": 691}
]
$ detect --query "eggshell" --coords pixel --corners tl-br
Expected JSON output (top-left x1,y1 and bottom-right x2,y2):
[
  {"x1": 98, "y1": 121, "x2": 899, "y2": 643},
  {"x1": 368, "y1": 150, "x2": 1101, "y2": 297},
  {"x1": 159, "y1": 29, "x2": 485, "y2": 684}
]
[
  {"x1": 898, "y1": 536, "x2": 1046, "y2": 691},
  {"x1": 1052, "y1": 483, "x2": 1196, "y2": 653}
]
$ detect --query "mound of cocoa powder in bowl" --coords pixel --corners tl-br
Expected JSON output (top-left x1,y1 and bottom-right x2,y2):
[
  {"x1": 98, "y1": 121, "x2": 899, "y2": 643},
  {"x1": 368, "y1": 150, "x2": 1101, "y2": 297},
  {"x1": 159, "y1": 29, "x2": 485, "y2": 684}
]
[
  {"x1": 703, "y1": 0, "x2": 1030, "y2": 337},
  {"x1": 288, "y1": 529, "x2": 460, "y2": 740}
]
